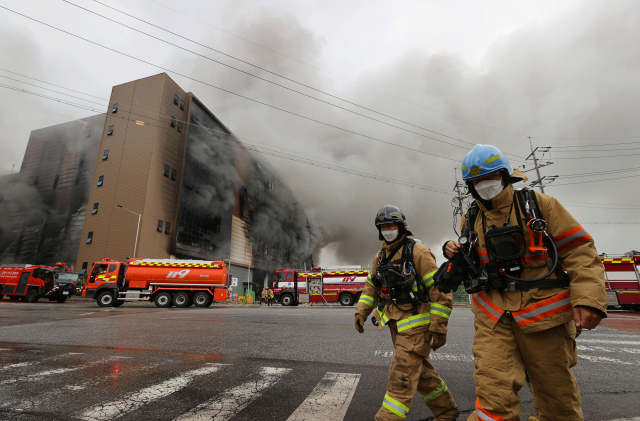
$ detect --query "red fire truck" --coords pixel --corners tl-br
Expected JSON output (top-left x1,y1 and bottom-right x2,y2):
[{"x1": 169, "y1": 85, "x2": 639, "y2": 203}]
[
  {"x1": 0, "y1": 263, "x2": 83, "y2": 304},
  {"x1": 0, "y1": 265, "x2": 56, "y2": 302},
  {"x1": 272, "y1": 266, "x2": 369, "y2": 306},
  {"x1": 83, "y1": 258, "x2": 229, "y2": 308},
  {"x1": 602, "y1": 251, "x2": 640, "y2": 311}
]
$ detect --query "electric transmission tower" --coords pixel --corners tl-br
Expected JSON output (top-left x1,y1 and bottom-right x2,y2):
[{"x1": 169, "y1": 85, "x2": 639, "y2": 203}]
[{"x1": 522, "y1": 137, "x2": 558, "y2": 193}]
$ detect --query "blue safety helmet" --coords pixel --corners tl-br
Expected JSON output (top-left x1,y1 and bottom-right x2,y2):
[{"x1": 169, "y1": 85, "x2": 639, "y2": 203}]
[{"x1": 461, "y1": 144, "x2": 513, "y2": 180}]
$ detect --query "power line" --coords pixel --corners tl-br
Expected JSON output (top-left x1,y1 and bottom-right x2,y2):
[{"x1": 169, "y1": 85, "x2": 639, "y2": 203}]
[
  {"x1": 548, "y1": 172, "x2": 640, "y2": 187},
  {"x1": 552, "y1": 141, "x2": 640, "y2": 148},
  {"x1": 551, "y1": 147, "x2": 640, "y2": 153},
  {"x1": 0, "y1": 74, "x2": 106, "y2": 106},
  {"x1": 0, "y1": 6, "x2": 471, "y2": 164},
  {"x1": 556, "y1": 166, "x2": 640, "y2": 179},
  {"x1": 550, "y1": 153, "x2": 640, "y2": 160},
  {"x1": 0, "y1": 68, "x2": 105, "y2": 100},
  {"x1": 68, "y1": 0, "x2": 486, "y2": 153},
  {"x1": 145, "y1": 0, "x2": 530, "y2": 138},
  {"x1": 0, "y1": 83, "x2": 453, "y2": 195},
  {"x1": 531, "y1": 135, "x2": 640, "y2": 140},
  {"x1": 1, "y1": 70, "x2": 431, "y2": 178}
]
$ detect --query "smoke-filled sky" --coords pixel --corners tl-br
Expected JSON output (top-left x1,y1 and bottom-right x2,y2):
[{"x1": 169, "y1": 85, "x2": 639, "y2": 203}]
[{"x1": 1, "y1": 0, "x2": 639, "y2": 267}]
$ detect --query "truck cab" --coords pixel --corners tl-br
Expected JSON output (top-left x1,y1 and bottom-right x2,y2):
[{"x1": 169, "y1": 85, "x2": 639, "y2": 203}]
[{"x1": 83, "y1": 259, "x2": 126, "y2": 306}]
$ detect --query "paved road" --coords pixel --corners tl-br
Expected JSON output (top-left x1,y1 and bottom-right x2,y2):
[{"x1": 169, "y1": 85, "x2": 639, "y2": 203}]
[{"x1": 0, "y1": 299, "x2": 638, "y2": 421}]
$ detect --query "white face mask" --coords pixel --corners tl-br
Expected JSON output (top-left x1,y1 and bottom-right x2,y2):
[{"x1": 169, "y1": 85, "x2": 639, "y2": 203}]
[
  {"x1": 475, "y1": 179, "x2": 503, "y2": 200},
  {"x1": 381, "y1": 229, "x2": 399, "y2": 242}
]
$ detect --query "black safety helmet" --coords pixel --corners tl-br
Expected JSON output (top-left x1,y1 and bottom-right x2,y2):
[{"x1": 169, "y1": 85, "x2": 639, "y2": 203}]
[{"x1": 375, "y1": 205, "x2": 408, "y2": 241}]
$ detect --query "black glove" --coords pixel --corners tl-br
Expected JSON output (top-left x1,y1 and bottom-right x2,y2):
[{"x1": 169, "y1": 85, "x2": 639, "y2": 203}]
[{"x1": 433, "y1": 258, "x2": 467, "y2": 294}]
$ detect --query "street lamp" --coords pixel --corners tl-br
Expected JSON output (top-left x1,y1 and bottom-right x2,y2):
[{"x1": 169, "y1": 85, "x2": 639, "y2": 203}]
[{"x1": 116, "y1": 205, "x2": 141, "y2": 258}]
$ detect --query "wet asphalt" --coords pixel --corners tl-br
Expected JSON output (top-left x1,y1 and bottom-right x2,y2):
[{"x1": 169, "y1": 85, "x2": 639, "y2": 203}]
[{"x1": 0, "y1": 299, "x2": 638, "y2": 421}]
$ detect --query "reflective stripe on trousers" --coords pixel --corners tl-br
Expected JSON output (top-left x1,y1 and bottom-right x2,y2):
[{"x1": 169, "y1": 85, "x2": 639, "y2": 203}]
[
  {"x1": 383, "y1": 394, "x2": 410, "y2": 419},
  {"x1": 358, "y1": 294, "x2": 376, "y2": 308},
  {"x1": 396, "y1": 313, "x2": 430, "y2": 332},
  {"x1": 422, "y1": 379, "x2": 448, "y2": 402},
  {"x1": 476, "y1": 398, "x2": 520, "y2": 421},
  {"x1": 430, "y1": 303, "x2": 452, "y2": 319}
]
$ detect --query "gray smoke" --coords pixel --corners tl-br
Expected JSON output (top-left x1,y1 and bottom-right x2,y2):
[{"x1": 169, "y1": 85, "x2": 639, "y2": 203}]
[{"x1": 2, "y1": 0, "x2": 639, "y2": 267}]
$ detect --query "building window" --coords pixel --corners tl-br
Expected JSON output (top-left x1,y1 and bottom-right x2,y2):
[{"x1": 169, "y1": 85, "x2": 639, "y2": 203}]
[
  {"x1": 164, "y1": 165, "x2": 170, "y2": 177},
  {"x1": 157, "y1": 220, "x2": 163, "y2": 232},
  {"x1": 165, "y1": 222, "x2": 171, "y2": 234},
  {"x1": 174, "y1": 94, "x2": 179, "y2": 105},
  {"x1": 92, "y1": 203, "x2": 99, "y2": 215},
  {"x1": 81, "y1": 262, "x2": 88, "y2": 275},
  {"x1": 97, "y1": 175, "x2": 104, "y2": 186},
  {"x1": 107, "y1": 125, "x2": 114, "y2": 135},
  {"x1": 86, "y1": 232, "x2": 93, "y2": 244},
  {"x1": 171, "y1": 117, "x2": 176, "y2": 128},
  {"x1": 102, "y1": 150, "x2": 109, "y2": 160},
  {"x1": 177, "y1": 122, "x2": 182, "y2": 132},
  {"x1": 111, "y1": 103, "x2": 118, "y2": 113},
  {"x1": 180, "y1": 100, "x2": 185, "y2": 110},
  {"x1": 171, "y1": 168, "x2": 177, "y2": 180}
]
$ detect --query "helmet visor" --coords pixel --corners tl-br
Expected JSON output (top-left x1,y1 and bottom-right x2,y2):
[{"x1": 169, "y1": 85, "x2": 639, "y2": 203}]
[{"x1": 485, "y1": 224, "x2": 525, "y2": 261}]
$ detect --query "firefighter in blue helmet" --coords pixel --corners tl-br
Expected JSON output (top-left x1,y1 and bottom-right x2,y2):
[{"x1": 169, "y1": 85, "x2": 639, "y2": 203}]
[
  {"x1": 438, "y1": 145, "x2": 607, "y2": 421},
  {"x1": 355, "y1": 205, "x2": 459, "y2": 420}
]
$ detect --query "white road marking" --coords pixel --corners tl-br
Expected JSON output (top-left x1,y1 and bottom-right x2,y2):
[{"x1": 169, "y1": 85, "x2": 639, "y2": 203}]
[
  {"x1": 79, "y1": 313, "x2": 95, "y2": 316},
  {"x1": 0, "y1": 349, "x2": 10, "y2": 351},
  {"x1": 577, "y1": 339, "x2": 640, "y2": 345},
  {"x1": 578, "y1": 355, "x2": 633, "y2": 365},
  {"x1": 0, "y1": 362, "x2": 38, "y2": 371},
  {"x1": 286, "y1": 372, "x2": 360, "y2": 421},
  {"x1": 430, "y1": 353, "x2": 475, "y2": 363},
  {"x1": 579, "y1": 345, "x2": 640, "y2": 355},
  {"x1": 174, "y1": 366, "x2": 291, "y2": 421},
  {"x1": 76, "y1": 363, "x2": 228, "y2": 421},
  {"x1": 0, "y1": 357, "x2": 128, "y2": 386},
  {"x1": 0, "y1": 367, "x2": 80, "y2": 385}
]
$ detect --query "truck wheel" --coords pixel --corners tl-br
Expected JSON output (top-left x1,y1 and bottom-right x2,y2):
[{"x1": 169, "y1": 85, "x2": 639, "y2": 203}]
[
  {"x1": 97, "y1": 291, "x2": 114, "y2": 307},
  {"x1": 173, "y1": 292, "x2": 190, "y2": 308},
  {"x1": 280, "y1": 294, "x2": 293, "y2": 306},
  {"x1": 112, "y1": 300, "x2": 125, "y2": 307},
  {"x1": 26, "y1": 289, "x2": 39, "y2": 303},
  {"x1": 339, "y1": 293, "x2": 354, "y2": 306},
  {"x1": 154, "y1": 292, "x2": 172, "y2": 308},
  {"x1": 9, "y1": 296, "x2": 20, "y2": 302},
  {"x1": 193, "y1": 292, "x2": 212, "y2": 308},
  {"x1": 56, "y1": 297, "x2": 67, "y2": 303}
]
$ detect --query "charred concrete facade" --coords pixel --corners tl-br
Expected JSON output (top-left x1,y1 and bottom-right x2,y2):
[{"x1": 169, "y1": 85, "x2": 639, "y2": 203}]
[
  {"x1": 0, "y1": 114, "x2": 106, "y2": 266},
  {"x1": 1, "y1": 73, "x2": 316, "y2": 292}
]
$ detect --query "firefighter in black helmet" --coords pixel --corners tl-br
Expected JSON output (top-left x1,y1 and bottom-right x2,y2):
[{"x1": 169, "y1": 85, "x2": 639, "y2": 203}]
[{"x1": 355, "y1": 205, "x2": 459, "y2": 421}]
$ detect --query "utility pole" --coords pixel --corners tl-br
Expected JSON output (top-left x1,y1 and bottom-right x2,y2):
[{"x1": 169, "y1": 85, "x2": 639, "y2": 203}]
[
  {"x1": 529, "y1": 137, "x2": 544, "y2": 193},
  {"x1": 524, "y1": 137, "x2": 557, "y2": 193},
  {"x1": 452, "y1": 168, "x2": 469, "y2": 235}
]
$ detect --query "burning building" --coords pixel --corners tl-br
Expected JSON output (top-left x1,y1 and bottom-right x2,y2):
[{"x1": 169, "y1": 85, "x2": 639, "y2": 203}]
[{"x1": 0, "y1": 73, "x2": 317, "y2": 293}]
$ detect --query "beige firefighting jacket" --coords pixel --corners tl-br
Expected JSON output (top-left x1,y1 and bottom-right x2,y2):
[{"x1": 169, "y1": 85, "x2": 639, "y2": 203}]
[
  {"x1": 462, "y1": 169, "x2": 607, "y2": 333},
  {"x1": 355, "y1": 231, "x2": 453, "y2": 336}
]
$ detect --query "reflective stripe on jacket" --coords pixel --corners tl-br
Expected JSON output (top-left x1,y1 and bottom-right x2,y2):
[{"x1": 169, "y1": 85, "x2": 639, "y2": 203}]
[
  {"x1": 354, "y1": 233, "x2": 453, "y2": 335},
  {"x1": 461, "y1": 176, "x2": 606, "y2": 333}
]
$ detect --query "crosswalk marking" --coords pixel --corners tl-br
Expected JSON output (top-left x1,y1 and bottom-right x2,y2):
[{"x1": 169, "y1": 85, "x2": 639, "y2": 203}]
[
  {"x1": 0, "y1": 367, "x2": 79, "y2": 385},
  {"x1": 286, "y1": 372, "x2": 360, "y2": 421},
  {"x1": 174, "y1": 367, "x2": 291, "y2": 421},
  {"x1": 578, "y1": 355, "x2": 633, "y2": 365},
  {"x1": 76, "y1": 363, "x2": 228, "y2": 421}
]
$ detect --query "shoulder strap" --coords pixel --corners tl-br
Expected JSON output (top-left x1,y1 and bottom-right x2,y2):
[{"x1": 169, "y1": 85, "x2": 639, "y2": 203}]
[
  {"x1": 380, "y1": 237, "x2": 408, "y2": 266},
  {"x1": 466, "y1": 202, "x2": 480, "y2": 233}
]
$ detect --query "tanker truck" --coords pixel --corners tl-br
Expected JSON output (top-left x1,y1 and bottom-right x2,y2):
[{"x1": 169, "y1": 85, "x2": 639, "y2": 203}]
[{"x1": 83, "y1": 258, "x2": 229, "y2": 308}]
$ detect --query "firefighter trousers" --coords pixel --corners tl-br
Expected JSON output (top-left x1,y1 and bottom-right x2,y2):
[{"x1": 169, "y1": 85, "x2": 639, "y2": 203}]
[
  {"x1": 375, "y1": 321, "x2": 459, "y2": 421},
  {"x1": 468, "y1": 313, "x2": 582, "y2": 421}
]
